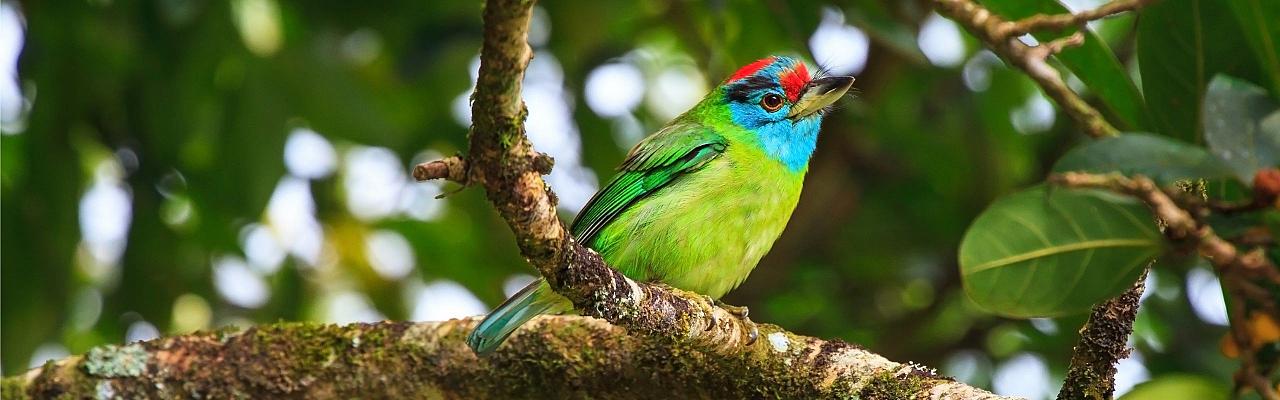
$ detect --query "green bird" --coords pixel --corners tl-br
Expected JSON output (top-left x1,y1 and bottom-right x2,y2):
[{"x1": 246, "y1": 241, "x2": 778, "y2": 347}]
[{"x1": 468, "y1": 55, "x2": 854, "y2": 354}]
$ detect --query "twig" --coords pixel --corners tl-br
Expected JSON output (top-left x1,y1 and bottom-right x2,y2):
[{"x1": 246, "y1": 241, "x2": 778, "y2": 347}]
[
  {"x1": 1213, "y1": 168, "x2": 1280, "y2": 214},
  {"x1": 933, "y1": 0, "x2": 1137, "y2": 138},
  {"x1": 1226, "y1": 277, "x2": 1280, "y2": 400},
  {"x1": 1001, "y1": 0, "x2": 1156, "y2": 38},
  {"x1": 1057, "y1": 269, "x2": 1147, "y2": 400},
  {"x1": 412, "y1": 156, "x2": 468, "y2": 183}
]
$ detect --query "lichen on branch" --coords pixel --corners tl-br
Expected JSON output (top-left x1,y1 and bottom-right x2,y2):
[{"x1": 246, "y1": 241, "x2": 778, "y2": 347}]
[
  {"x1": 1057, "y1": 270, "x2": 1147, "y2": 400},
  {"x1": 1, "y1": 318, "x2": 1009, "y2": 399}
]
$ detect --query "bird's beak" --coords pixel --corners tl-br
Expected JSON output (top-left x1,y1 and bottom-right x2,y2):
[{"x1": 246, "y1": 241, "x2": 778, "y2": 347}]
[{"x1": 788, "y1": 76, "x2": 855, "y2": 119}]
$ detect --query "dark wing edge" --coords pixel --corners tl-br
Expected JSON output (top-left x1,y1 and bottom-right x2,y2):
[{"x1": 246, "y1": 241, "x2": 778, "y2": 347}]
[{"x1": 568, "y1": 128, "x2": 726, "y2": 244}]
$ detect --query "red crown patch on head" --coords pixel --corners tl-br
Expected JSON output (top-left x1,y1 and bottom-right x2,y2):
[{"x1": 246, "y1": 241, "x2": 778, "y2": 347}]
[
  {"x1": 779, "y1": 63, "x2": 810, "y2": 101},
  {"x1": 726, "y1": 57, "x2": 777, "y2": 83}
]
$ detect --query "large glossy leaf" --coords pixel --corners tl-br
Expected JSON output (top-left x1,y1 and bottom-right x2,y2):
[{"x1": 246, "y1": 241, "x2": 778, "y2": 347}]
[
  {"x1": 1204, "y1": 75, "x2": 1280, "y2": 184},
  {"x1": 1226, "y1": 0, "x2": 1280, "y2": 96},
  {"x1": 1053, "y1": 132, "x2": 1236, "y2": 185},
  {"x1": 1137, "y1": 0, "x2": 1256, "y2": 142},
  {"x1": 982, "y1": 0, "x2": 1153, "y2": 131},
  {"x1": 959, "y1": 185, "x2": 1164, "y2": 318}
]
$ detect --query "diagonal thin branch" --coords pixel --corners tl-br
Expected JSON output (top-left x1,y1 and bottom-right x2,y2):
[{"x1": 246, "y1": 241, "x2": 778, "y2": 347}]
[
  {"x1": 1000, "y1": 0, "x2": 1156, "y2": 38},
  {"x1": 933, "y1": 0, "x2": 1140, "y2": 138}
]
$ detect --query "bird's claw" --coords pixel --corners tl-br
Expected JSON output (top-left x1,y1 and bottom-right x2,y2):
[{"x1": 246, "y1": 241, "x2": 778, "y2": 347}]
[
  {"x1": 716, "y1": 302, "x2": 749, "y2": 319},
  {"x1": 714, "y1": 300, "x2": 758, "y2": 345},
  {"x1": 702, "y1": 295, "x2": 718, "y2": 331},
  {"x1": 738, "y1": 313, "x2": 759, "y2": 345}
]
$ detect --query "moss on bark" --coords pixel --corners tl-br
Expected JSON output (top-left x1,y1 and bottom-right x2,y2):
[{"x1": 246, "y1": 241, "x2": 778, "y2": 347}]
[{"x1": 3, "y1": 317, "x2": 1011, "y2": 399}]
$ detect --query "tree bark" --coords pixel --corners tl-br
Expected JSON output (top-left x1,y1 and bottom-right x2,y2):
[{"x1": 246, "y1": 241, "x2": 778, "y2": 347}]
[
  {"x1": 1057, "y1": 270, "x2": 1147, "y2": 400},
  {"x1": 2, "y1": 317, "x2": 1010, "y2": 399}
]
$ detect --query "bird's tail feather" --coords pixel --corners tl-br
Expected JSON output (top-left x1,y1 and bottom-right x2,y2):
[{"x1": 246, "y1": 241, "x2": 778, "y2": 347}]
[{"x1": 467, "y1": 279, "x2": 562, "y2": 354}]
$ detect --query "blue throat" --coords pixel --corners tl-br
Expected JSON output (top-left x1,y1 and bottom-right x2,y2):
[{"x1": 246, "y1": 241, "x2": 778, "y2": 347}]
[{"x1": 727, "y1": 105, "x2": 823, "y2": 172}]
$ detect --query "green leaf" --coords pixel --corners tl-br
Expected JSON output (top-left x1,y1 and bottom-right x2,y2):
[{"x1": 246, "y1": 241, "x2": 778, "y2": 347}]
[
  {"x1": 1226, "y1": 0, "x2": 1280, "y2": 97},
  {"x1": 1118, "y1": 375, "x2": 1229, "y2": 400},
  {"x1": 1137, "y1": 0, "x2": 1257, "y2": 142},
  {"x1": 982, "y1": 0, "x2": 1153, "y2": 131},
  {"x1": 1203, "y1": 75, "x2": 1280, "y2": 184},
  {"x1": 959, "y1": 185, "x2": 1164, "y2": 318},
  {"x1": 1053, "y1": 132, "x2": 1236, "y2": 185}
]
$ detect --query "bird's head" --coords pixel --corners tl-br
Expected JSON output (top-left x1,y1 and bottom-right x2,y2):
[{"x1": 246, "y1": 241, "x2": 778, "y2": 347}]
[{"x1": 712, "y1": 55, "x2": 854, "y2": 171}]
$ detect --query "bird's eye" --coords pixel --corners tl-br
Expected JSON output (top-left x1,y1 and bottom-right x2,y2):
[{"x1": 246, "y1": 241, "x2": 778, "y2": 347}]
[{"x1": 760, "y1": 93, "x2": 784, "y2": 112}]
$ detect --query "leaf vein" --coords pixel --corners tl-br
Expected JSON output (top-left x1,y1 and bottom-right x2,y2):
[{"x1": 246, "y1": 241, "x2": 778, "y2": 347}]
[{"x1": 966, "y1": 239, "x2": 1159, "y2": 274}]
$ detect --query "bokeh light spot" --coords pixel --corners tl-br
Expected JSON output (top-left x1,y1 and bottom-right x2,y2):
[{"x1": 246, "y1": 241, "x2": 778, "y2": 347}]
[
  {"x1": 366, "y1": 230, "x2": 415, "y2": 280},
  {"x1": 171, "y1": 293, "x2": 213, "y2": 333},
  {"x1": 1010, "y1": 91, "x2": 1056, "y2": 134},
  {"x1": 918, "y1": 12, "x2": 966, "y2": 67},
  {"x1": 343, "y1": 146, "x2": 407, "y2": 221},
  {"x1": 213, "y1": 255, "x2": 270, "y2": 308},
  {"x1": 125, "y1": 320, "x2": 160, "y2": 343},
  {"x1": 0, "y1": 3, "x2": 26, "y2": 134},
  {"x1": 410, "y1": 280, "x2": 489, "y2": 321},
  {"x1": 502, "y1": 274, "x2": 537, "y2": 297},
  {"x1": 325, "y1": 291, "x2": 385, "y2": 324},
  {"x1": 241, "y1": 223, "x2": 285, "y2": 274},
  {"x1": 585, "y1": 62, "x2": 645, "y2": 118},
  {"x1": 1186, "y1": 267, "x2": 1229, "y2": 326},
  {"x1": 284, "y1": 128, "x2": 337, "y2": 179},
  {"x1": 230, "y1": 0, "x2": 282, "y2": 56},
  {"x1": 809, "y1": 7, "x2": 869, "y2": 75},
  {"x1": 992, "y1": 352, "x2": 1051, "y2": 399}
]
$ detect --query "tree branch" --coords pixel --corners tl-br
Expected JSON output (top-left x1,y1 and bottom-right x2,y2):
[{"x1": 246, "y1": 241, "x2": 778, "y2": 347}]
[
  {"x1": 1057, "y1": 269, "x2": 1147, "y2": 400},
  {"x1": 1050, "y1": 173, "x2": 1278, "y2": 277},
  {"x1": 1051, "y1": 172, "x2": 1280, "y2": 399},
  {"x1": 932, "y1": 3, "x2": 1156, "y2": 392},
  {"x1": 1, "y1": 317, "x2": 1010, "y2": 399},
  {"x1": 400, "y1": 0, "x2": 1011, "y2": 397},
  {"x1": 932, "y1": 0, "x2": 1152, "y2": 138},
  {"x1": 1000, "y1": 0, "x2": 1155, "y2": 38}
]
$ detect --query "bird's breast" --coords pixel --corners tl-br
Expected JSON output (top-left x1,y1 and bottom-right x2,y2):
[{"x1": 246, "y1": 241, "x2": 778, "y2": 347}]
[{"x1": 590, "y1": 145, "x2": 805, "y2": 299}]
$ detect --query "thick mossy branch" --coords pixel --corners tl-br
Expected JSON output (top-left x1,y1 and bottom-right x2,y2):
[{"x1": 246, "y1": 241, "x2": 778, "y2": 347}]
[{"x1": 2, "y1": 317, "x2": 1013, "y2": 399}]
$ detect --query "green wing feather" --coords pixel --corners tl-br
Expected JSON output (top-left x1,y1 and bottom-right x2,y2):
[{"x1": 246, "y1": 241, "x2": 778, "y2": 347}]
[{"x1": 570, "y1": 122, "x2": 726, "y2": 243}]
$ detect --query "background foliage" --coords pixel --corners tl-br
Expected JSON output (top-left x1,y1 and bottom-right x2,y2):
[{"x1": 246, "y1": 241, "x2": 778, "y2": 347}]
[{"x1": 2, "y1": 0, "x2": 1275, "y2": 398}]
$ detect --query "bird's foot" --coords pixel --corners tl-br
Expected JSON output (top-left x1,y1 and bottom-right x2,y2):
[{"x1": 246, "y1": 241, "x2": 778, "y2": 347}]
[
  {"x1": 714, "y1": 300, "x2": 758, "y2": 345},
  {"x1": 701, "y1": 295, "x2": 718, "y2": 331}
]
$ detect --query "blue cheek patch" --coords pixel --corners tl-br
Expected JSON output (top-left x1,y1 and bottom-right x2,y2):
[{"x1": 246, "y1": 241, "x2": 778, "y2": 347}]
[{"x1": 728, "y1": 101, "x2": 823, "y2": 172}]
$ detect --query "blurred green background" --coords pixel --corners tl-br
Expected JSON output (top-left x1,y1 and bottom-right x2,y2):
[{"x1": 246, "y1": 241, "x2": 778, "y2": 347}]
[{"x1": 0, "y1": 0, "x2": 1250, "y2": 398}]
